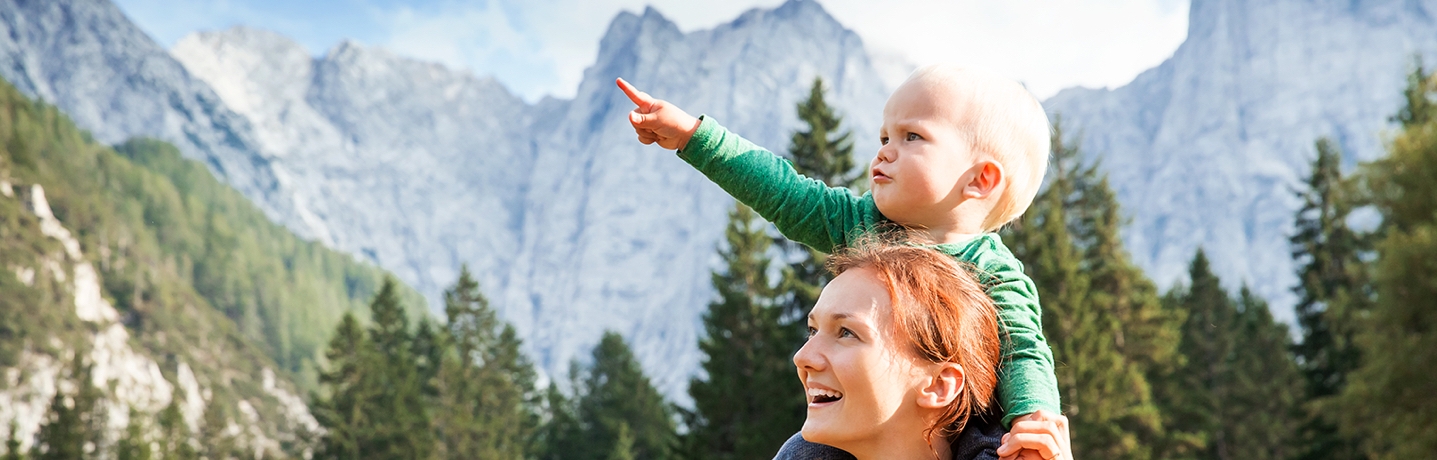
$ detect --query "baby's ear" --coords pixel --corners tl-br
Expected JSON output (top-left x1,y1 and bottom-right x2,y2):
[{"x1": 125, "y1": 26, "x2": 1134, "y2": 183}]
[
  {"x1": 962, "y1": 160, "x2": 1004, "y2": 200},
  {"x1": 917, "y1": 363, "x2": 965, "y2": 409}
]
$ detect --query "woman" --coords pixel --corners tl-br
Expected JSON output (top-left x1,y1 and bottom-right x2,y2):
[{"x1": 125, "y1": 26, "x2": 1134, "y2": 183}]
[{"x1": 775, "y1": 241, "x2": 1015, "y2": 460}]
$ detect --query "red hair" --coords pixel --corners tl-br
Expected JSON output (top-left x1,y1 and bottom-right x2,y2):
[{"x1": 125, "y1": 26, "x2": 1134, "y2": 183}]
[{"x1": 827, "y1": 239, "x2": 1001, "y2": 439}]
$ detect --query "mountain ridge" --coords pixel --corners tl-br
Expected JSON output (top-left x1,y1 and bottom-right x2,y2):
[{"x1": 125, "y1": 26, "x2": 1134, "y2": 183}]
[{"x1": 1045, "y1": 0, "x2": 1437, "y2": 314}]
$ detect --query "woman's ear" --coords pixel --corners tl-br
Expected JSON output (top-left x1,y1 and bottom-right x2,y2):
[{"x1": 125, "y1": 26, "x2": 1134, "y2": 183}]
[
  {"x1": 917, "y1": 363, "x2": 966, "y2": 409},
  {"x1": 962, "y1": 160, "x2": 1004, "y2": 200}
]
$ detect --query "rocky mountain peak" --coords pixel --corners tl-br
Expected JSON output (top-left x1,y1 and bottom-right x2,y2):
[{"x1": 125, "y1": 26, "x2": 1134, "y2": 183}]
[{"x1": 1044, "y1": 0, "x2": 1437, "y2": 316}]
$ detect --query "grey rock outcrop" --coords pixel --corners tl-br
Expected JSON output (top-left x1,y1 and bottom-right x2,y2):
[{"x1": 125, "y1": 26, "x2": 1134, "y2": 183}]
[
  {"x1": 1044, "y1": 0, "x2": 1437, "y2": 317},
  {"x1": 0, "y1": 0, "x2": 301, "y2": 232}
]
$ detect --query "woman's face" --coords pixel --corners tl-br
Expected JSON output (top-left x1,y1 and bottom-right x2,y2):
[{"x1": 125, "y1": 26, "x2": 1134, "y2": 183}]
[{"x1": 794, "y1": 267, "x2": 934, "y2": 448}]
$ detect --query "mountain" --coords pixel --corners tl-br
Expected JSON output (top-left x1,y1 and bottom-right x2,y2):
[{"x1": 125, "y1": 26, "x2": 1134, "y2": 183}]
[
  {"x1": 166, "y1": 1, "x2": 891, "y2": 397},
  {"x1": 0, "y1": 0, "x2": 313, "y2": 235},
  {"x1": 0, "y1": 79, "x2": 348, "y2": 455},
  {"x1": 1044, "y1": 0, "x2": 1437, "y2": 316}
]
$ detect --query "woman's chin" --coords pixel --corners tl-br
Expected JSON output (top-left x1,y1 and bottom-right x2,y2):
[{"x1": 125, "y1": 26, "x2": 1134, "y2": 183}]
[{"x1": 799, "y1": 410, "x2": 848, "y2": 448}]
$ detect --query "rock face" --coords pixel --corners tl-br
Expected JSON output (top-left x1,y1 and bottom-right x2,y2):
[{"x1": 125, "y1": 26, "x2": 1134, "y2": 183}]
[
  {"x1": 0, "y1": 183, "x2": 317, "y2": 455},
  {"x1": 167, "y1": 1, "x2": 890, "y2": 397},
  {"x1": 495, "y1": 2, "x2": 888, "y2": 394},
  {"x1": 0, "y1": 0, "x2": 301, "y2": 233},
  {"x1": 171, "y1": 28, "x2": 535, "y2": 305},
  {"x1": 1044, "y1": 0, "x2": 1437, "y2": 317}
]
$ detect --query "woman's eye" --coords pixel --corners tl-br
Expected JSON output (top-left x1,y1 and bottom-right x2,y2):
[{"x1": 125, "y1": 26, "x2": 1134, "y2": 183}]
[
  {"x1": 806, "y1": 326, "x2": 818, "y2": 338},
  {"x1": 906, "y1": 132, "x2": 922, "y2": 141},
  {"x1": 839, "y1": 328, "x2": 856, "y2": 339}
]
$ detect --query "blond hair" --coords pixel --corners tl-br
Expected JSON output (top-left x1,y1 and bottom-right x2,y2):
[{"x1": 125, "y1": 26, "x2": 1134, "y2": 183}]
[{"x1": 905, "y1": 65, "x2": 1051, "y2": 231}]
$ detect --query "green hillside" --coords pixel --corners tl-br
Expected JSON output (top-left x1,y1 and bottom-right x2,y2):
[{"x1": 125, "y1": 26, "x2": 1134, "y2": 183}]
[{"x1": 0, "y1": 75, "x2": 425, "y2": 398}]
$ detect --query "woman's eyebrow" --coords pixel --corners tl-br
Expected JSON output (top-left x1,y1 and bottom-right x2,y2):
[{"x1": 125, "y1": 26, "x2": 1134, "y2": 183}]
[{"x1": 808, "y1": 312, "x2": 854, "y2": 322}]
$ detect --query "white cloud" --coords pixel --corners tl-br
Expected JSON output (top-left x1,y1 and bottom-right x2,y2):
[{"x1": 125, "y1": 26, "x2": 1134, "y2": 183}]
[
  {"x1": 819, "y1": 0, "x2": 1190, "y2": 98},
  {"x1": 380, "y1": 2, "x2": 560, "y2": 93}
]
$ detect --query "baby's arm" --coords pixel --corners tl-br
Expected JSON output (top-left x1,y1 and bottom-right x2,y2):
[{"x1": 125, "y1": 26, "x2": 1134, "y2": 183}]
[
  {"x1": 618, "y1": 78, "x2": 874, "y2": 252},
  {"x1": 961, "y1": 244, "x2": 1062, "y2": 428}
]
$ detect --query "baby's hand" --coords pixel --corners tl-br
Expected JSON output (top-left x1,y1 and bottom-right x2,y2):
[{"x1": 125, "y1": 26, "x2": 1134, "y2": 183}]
[
  {"x1": 617, "y1": 78, "x2": 701, "y2": 150},
  {"x1": 995, "y1": 410, "x2": 1072, "y2": 460}
]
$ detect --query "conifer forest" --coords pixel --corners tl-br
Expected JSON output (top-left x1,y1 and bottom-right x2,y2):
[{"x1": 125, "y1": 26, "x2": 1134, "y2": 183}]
[{"x1": 3, "y1": 60, "x2": 1437, "y2": 459}]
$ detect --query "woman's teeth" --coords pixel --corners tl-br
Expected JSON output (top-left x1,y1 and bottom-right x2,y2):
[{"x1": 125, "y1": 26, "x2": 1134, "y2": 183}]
[{"x1": 808, "y1": 387, "x2": 843, "y2": 403}]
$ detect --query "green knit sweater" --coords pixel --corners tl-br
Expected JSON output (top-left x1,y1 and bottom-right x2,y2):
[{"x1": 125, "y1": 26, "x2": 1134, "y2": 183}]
[{"x1": 677, "y1": 116, "x2": 1061, "y2": 426}]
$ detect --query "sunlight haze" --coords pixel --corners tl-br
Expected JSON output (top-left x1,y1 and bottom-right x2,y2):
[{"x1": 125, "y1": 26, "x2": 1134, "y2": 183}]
[{"x1": 115, "y1": 0, "x2": 1189, "y2": 102}]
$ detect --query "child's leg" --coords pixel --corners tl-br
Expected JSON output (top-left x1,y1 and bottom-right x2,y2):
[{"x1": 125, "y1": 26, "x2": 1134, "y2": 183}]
[{"x1": 772, "y1": 432, "x2": 856, "y2": 460}]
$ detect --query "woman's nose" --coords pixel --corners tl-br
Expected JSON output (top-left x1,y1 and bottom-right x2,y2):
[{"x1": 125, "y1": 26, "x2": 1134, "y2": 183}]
[{"x1": 793, "y1": 339, "x2": 824, "y2": 371}]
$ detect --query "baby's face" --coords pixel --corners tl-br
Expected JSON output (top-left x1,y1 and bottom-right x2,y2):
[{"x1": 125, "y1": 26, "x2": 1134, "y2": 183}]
[{"x1": 871, "y1": 79, "x2": 979, "y2": 226}]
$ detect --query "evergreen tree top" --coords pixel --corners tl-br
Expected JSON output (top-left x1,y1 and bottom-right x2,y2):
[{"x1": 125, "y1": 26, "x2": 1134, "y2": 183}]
[{"x1": 788, "y1": 77, "x2": 860, "y2": 189}]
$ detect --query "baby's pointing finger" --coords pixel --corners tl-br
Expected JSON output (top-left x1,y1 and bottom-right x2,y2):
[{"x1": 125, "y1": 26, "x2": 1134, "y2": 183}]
[{"x1": 616, "y1": 78, "x2": 654, "y2": 109}]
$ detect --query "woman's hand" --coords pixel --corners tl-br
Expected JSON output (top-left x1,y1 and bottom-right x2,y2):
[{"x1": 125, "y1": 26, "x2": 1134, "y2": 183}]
[
  {"x1": 996, "y1": 410, "x2": 1072, "y2": 460},
  {"x1": 617, "y1": 78, "x2": 701, "y2": 150}
]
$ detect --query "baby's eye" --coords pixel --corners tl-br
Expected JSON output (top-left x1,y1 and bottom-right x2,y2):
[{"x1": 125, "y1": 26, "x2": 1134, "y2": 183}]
[
  {"x1": 879, "y1": 136, "x2": 889, "y2": 145},
  {"x1": 906, "y1": 132, "x2": 922, "y2": 141}
]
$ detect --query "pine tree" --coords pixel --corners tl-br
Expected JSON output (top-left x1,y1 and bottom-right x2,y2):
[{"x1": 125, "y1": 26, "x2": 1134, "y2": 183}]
[
  {"x1": 116, "y1": 409, "x2": 153, "y2": 460},
  {"x1": 433, "y1": 266, "x2": 538, "y2": 459},
  {"x1": 777, "y1": 77, "x2": 861, "y2": 321},
  {"x1": 364, "y1": 278, "x2": 433, "y2": 458},
  {"x1": 787, "y1": 77, "x2": 860, "y2": 190},
  {"x1": 1224, "y1": 288, "x2": 1302, "y2": 460},
  {"x1": 312, "y1": 313, "x2": 370, "y2": 458},
  {"x1": 1336, "y1": 62, "x2": 1437, "y2": 456},
  {"x1": 577, "y1": 332, "x2": 676, "y2": 460},
  {"x1": 315, "y1": 278, "x2": 433, "y2": 459},
  {"x1": 1005, "y1": 119, "x2": 1179, "y2": 459},
  {"x1": 485, "y1": 324, "x2": 540, "y2": 452},
  {"x1": 1289, "y1": 137, "x2": 1367, "y2": 459},
  {"x1": 1158, "y1": 250, "x2": 1235, "y2": 460},
  {"x1": 534, "y1": 381, "x2": 584, "y2": 460},
  {"x1": 1159, "y1": 251, "x2": 1303, "y2": 460},
  {"x1": 685, "y1": 204, "x2": 804, "y2": 459}
]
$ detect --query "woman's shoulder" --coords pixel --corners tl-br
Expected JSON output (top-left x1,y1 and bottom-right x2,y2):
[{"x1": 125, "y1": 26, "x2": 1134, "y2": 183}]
[
  {"x1": 951, "y1": 408, "x2": 1007, "y2": 460},
  {"x1": 770, "y1": 410, "x2": 1007, "y2": 460},
  {"x1": 772, "y1": 433, "x2": 856, "y2": 460}
]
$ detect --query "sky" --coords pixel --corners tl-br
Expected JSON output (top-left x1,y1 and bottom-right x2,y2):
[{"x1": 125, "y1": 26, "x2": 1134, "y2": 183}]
[{"x1": 113, "y1": 0, "x2": 1190, "y2": 102}]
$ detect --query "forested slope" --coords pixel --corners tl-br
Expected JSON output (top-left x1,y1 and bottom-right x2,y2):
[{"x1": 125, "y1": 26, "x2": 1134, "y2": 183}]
[{"x1": 0, "y1": 76, "x2": 423, "y2": 454}]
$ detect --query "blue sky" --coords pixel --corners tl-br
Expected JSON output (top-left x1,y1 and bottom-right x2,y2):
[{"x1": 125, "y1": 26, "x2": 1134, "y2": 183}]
[{"x1": 114, "y1": 0, "x2": 1190, "y2": 102}]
